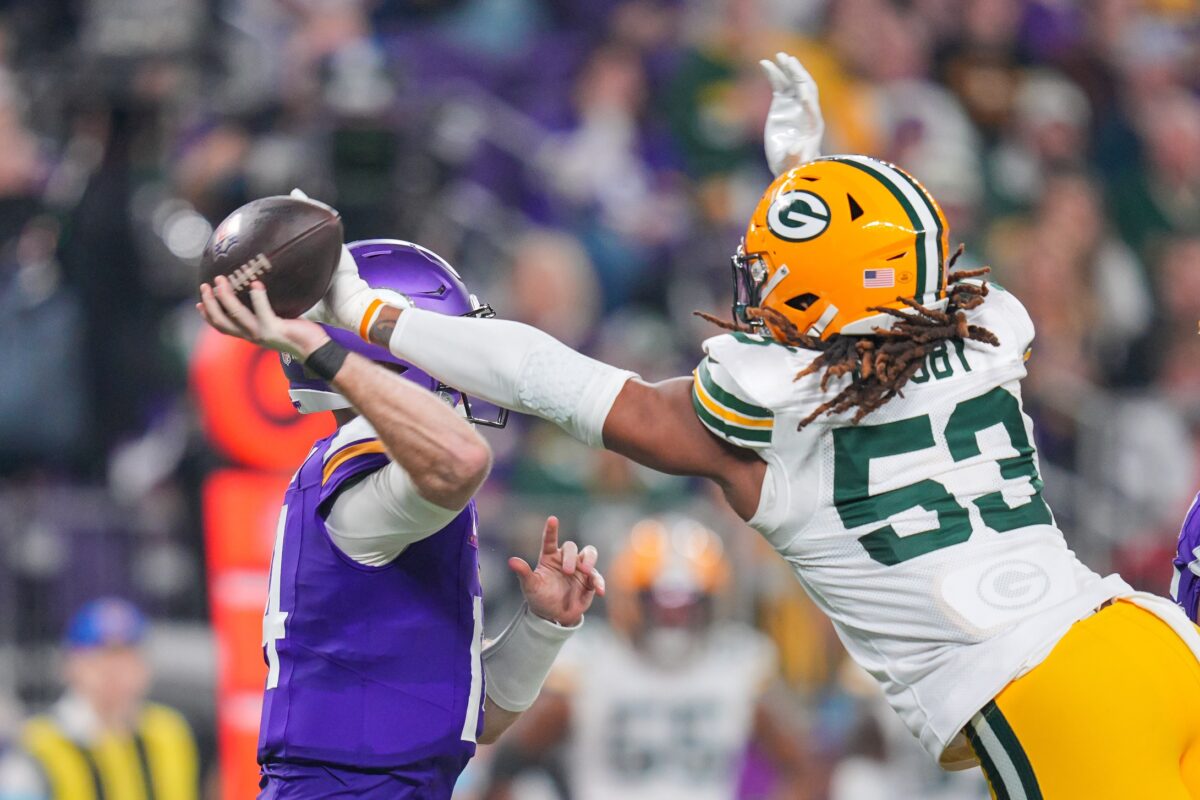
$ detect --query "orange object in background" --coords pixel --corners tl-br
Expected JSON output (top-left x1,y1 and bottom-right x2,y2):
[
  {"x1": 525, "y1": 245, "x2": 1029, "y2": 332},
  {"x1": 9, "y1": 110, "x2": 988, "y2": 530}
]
[
  {"x1": 192, "y1": 327, "x2": 333, "y2": 799},
  {"x1": 191, "y1": 329, "x2": 332, "y2": 471}
]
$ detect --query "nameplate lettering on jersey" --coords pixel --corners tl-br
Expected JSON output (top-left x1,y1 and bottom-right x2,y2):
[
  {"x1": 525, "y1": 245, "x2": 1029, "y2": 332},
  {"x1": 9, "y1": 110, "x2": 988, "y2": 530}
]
[{"x1": 939, "y1": 543, "x2": 1079, "y2": 632}]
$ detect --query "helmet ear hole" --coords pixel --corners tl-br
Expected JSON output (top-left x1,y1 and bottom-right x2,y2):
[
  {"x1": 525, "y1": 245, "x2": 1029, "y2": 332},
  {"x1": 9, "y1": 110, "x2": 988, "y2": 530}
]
[{"x1": 785, "y1": 293, "x2": 819, "y2": 311}]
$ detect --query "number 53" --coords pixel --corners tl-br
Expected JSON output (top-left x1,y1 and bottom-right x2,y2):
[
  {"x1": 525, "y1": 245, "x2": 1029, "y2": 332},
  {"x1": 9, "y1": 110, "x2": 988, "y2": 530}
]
[{"x1": 833, "y1": 387, "x2": 1053, "y2": 566}]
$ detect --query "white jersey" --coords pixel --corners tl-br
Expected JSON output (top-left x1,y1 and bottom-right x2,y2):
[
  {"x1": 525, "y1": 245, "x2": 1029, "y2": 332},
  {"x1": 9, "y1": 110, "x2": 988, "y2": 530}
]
[
  {"x1": 691, "y1": 285, "x2": 1131, "y2": 759},
  {"x1": 555, "y1": 624, "x2": 775, "y2": 800}
]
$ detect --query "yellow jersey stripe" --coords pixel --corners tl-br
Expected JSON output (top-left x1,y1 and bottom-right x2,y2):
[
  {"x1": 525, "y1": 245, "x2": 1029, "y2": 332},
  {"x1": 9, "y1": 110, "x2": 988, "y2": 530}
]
[
  {"x1": 692, "y1": 371, "x2": 774, "y2": 430},
  {"x1": 93, "y1": 734, "x2": 146, "y2": 800},
  {"x1": 22, "y1": 717, "x2": 97, "y2": 800},
  {"x1": 141, "y1": 704, "x2": 199, "y2": 800},
  {"x1": 322, "y1": 440, "x2": 387, "y2": 484}
]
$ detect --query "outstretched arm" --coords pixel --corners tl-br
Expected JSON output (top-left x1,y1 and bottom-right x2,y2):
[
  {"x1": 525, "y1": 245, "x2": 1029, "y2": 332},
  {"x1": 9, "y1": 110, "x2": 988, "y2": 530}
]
[
  {"x1": 602, "y1": 377, "x2": 768, "y2": 519},
  {"x1": 369, "y1": 306, "x2": 766, "y2": 518}
]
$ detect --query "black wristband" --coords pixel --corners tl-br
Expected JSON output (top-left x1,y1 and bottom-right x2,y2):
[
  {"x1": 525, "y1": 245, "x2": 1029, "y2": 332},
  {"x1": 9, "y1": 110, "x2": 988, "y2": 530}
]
[{"x1": 305, "y1": 339, "x2": 350, "y2": 382}]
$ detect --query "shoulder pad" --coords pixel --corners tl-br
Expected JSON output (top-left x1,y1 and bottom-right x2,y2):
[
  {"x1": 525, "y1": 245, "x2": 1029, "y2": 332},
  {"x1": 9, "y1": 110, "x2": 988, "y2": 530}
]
[
  {"x1": 702, "y1": 332, "x2": 821, "y2": 408},
  {"x1": 964, "y1": 282, "x2": 1035, "y2": 362},
  {"x1": 693, "y1": 336, "x2": 783, "y2": 449}
]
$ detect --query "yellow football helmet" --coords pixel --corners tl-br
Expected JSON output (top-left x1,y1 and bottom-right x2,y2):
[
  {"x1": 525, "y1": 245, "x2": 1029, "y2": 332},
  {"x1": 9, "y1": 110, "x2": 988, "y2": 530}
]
[
  {"x1": 608, "y1": 516, "x2": 731, "y2": 638},
  {"x1": 733, "y1": 155, "x2": 951, "y2": 340}
]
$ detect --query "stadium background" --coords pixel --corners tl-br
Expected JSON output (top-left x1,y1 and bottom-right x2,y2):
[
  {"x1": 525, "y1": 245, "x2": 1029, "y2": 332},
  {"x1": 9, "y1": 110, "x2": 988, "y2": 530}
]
[{"x1": 0, "y1": 0, "x2": 1197, "y2": 797}]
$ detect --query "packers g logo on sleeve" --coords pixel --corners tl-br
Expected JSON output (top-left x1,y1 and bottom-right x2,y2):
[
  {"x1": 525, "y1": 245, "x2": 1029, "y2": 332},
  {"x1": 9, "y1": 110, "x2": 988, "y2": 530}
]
[{"x1": 766, "y1": 191, "x2": 830, "y2": 242}]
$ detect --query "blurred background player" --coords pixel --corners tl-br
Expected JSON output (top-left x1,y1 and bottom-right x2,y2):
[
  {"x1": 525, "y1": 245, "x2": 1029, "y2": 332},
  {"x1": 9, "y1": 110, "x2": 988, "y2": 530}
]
[
  {"x1": 0, "y1": 598, "x2": 199, "y2": 800},
  {"x1": 197, "y1": 238, "x2": 603, "y2": 798},
  {"x1": 479, "y1": 516, "x2": 811, "y2": 800}
]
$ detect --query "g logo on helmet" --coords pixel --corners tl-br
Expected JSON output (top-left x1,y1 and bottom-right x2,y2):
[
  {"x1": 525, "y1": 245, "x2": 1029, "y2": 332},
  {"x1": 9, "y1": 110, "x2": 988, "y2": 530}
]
[{"x1": 766, "y1": 191, "x2": 830, "y2": 242}]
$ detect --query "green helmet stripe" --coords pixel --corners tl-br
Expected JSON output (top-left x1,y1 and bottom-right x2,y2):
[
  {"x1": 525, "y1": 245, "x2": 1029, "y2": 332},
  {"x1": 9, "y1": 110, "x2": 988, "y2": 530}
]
[
  {"x1": 855, "y1": 156, "x2": 944, "y2": 299},
  {"x1": 823, "y1": 156, "x2": 942, "y2": 303},
  {"x1": 884, "y1": 163, "x2": 946, "y2": 293}
]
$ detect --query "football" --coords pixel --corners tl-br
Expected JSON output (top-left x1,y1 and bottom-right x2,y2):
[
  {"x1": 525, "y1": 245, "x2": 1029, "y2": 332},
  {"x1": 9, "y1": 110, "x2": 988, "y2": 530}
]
[{"x1": 199, "y1": 195, "x2": 343, "y2": 319}]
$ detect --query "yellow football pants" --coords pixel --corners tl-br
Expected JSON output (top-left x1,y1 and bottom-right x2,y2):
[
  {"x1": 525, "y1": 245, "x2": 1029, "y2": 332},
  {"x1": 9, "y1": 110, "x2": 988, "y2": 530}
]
[{"x1": 966, "y1": 600, "x2": 1200, "y2": 799}]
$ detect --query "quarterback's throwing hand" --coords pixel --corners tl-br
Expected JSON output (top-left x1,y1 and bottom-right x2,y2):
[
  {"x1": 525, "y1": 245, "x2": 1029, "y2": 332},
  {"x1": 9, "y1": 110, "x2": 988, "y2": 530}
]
[
  {"x1": 761, "y1": 51, "x2": 824, "y2": 176},
  {"x1": 510, "y1": 517, "x2": 605, "y2": 628},
  {"x1": 199, "y1": 277, "x2": 329, "y2": 360}
]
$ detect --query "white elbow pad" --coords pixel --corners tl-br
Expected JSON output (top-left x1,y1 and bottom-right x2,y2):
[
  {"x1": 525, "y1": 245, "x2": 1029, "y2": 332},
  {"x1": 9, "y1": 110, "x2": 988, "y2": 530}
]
[
  {"x1": 514, "y1": 344, "x2": 634, "y2": 447},
  {"x1": 482, "y1": 603, "x2": 581, "y2": 712},
  {"x1": 389, "y1": 309, "x2": 635, "y2": 447}
]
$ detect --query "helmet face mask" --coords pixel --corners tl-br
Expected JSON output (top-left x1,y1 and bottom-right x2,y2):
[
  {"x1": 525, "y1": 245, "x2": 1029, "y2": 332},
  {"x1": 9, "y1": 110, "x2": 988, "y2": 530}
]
[
  {"x1": 730, "y1": 242, "x2": 770, "y2": 330},
  {"x1": 437, "y1": 301, "x2": 509, "y2": 428},
  {"x1": 282, "y1": 240, "x2": 508, "y2": 428}
]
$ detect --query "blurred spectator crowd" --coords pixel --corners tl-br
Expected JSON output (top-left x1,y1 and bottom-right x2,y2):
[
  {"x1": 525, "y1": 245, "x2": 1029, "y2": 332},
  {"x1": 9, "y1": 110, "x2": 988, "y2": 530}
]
[{"x1": 0, "y1": 0, "x2": 1196, "y2": 797}]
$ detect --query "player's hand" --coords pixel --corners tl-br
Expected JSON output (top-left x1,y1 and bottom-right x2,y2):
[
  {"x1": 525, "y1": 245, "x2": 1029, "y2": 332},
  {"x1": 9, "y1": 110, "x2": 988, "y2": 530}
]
[
  {"x1": 293, "y1": 193, "x2": 410, "y2": 338},
  {"x1": 761, "y1": 52, "x2": 824, "y2": 176},
  {"x1": 198, "y1": 276, "x2": 329, "y2": 360},
  {"x1": 509, "y1": 517, "x2": 605, "y2": 628},
  {"x1": 300, "y1": 242, "x2": 387, "y2": 334}
]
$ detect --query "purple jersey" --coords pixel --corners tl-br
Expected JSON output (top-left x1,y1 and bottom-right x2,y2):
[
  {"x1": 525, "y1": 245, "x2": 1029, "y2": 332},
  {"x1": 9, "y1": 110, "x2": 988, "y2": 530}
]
[
  {"x1": 1171, "y1": 492, "x2": 1200, "y2": 621},
  {"x1": 257, "y1": 424, "x2": 485, "y2": 790}
]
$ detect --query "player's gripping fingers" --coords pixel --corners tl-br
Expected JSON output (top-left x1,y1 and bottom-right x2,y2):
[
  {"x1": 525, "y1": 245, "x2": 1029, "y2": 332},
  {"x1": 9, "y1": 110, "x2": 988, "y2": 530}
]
[
  {"x1": 248, "y1": 280, "x2": 280, "y2": 324},
  {"x1": 200, "y1": 282, "x2": 246, "y2": 337},
  {"x1": 560, "y1": 540, "x2": 578, "y2": 576},
  {"x1": 213, "y1": 276, "x2": 260, "y2": 337},
  {"x1": 541, "y1": 516, "x2": 560, "y2": 555}
]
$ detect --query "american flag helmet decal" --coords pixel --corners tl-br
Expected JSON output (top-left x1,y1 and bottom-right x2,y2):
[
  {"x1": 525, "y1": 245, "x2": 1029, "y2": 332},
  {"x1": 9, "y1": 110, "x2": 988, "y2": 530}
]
[{"x1": 863, "y1": 268, "x2": 895, "y2": 288}]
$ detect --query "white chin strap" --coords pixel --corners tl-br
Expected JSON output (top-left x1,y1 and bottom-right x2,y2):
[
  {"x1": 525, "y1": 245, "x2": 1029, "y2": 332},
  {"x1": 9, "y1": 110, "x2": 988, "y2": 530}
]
[{"x1": 289, "y1": 388, "x2": 353, "y2": 414}]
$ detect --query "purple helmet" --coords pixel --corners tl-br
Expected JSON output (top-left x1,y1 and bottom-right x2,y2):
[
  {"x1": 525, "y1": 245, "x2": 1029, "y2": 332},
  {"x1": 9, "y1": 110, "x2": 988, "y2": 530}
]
[{"x1": 281, "y1": 239, "x2": 508, "y2": 427}]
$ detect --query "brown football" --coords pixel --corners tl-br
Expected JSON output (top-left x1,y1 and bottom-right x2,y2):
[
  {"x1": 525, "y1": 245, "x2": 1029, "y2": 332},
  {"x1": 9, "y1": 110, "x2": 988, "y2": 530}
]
[{"x1": 199, "y1": 195, "x2": 343, "y2": 319}]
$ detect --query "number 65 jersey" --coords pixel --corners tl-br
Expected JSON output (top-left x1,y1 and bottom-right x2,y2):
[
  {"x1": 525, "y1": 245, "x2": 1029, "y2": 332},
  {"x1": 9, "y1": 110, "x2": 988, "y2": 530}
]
[{"x1": 692, "y1": 285, "x2": 1131, "y2": 762}]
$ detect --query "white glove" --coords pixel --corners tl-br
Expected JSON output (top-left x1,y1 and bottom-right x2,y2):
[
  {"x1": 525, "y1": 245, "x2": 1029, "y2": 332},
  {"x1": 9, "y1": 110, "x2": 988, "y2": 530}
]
[
  {"x1": 760, "y1": 52, "x2": 824, "y2": 176},
  {"x1": 290, "y1": 190, "x2": 409, "y2": 337},
  {"x1": 301, "y1": 243, "x2": 385, "y2": 335}
]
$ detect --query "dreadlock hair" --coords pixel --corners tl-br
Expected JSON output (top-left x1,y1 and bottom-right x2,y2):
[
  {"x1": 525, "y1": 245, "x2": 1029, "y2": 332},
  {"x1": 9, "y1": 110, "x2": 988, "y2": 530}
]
[{"x1": 696, "y1": 245, "x2": 1001, "y2": 429}]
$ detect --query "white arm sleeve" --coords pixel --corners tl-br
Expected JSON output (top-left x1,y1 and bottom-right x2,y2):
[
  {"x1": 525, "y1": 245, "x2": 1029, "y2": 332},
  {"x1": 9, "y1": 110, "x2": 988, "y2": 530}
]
[
  {"x1": 388, "y1": 309, "x2": 637, "y2": 448},
  {"x1": 325, "y1": 461, "x2": 462, "y2": 567},
  {"x1": 482, "y1": 603, "x2": 581, "y2": 712}
]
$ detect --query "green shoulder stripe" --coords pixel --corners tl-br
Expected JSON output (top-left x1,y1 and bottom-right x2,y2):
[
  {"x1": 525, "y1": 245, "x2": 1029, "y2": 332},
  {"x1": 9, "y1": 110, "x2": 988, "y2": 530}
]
[
  {"x1": 692, "y1": 391, "x2": 773, "y2": 444},
  {"x1": 698, "y1": 358, "x2": 773, "y2": 420}
]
